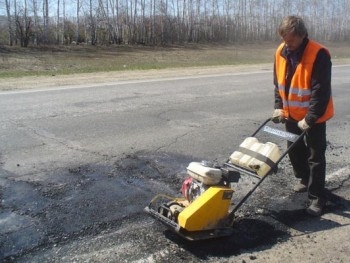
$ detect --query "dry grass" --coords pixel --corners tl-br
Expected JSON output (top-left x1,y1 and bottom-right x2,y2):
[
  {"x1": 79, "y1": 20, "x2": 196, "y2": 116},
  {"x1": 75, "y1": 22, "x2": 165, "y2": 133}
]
[
  {"x1": 0, "y1": 43, "x2": 279, "y2": 78},
  {"x1": 0, "y1": 42, "x2": 349, "y2": 90}
]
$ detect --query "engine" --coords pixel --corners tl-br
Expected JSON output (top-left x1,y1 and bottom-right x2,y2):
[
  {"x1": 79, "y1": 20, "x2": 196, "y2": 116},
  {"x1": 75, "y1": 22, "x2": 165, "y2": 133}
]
[{"x1": 181, "y1": 177, "x2": 208, "y2": 203}]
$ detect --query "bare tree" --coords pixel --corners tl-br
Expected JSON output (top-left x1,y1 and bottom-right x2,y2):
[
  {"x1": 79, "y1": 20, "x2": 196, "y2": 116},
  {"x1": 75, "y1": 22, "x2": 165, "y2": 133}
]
[
  {"x1": 43, "y1": 0, "x2": 49, "y2": 43},
  {"x1": 15, "y1": 0, "x2": 32, "y2": 47},
  {"x1": 89, "y1": 0, "x2": 97, "y2": 44},
  {"x1": 5, "y1": 0, "x2": 14, "y2": 45},
  {"x1": 76, "y1": 0, "x2": 80, "y2": 43},
  {"x1": 31, "y1": 0, "x2": 39, "y2": 45},
  {"x1": 139, "y1": 0, "x2": 146, "y2": 43},
  {"x1": 2, "y1": 0, "x2": 350, "y2": 47},
  {"x1": 57, "y1": 0, "x2": 61, "y2": 44}
]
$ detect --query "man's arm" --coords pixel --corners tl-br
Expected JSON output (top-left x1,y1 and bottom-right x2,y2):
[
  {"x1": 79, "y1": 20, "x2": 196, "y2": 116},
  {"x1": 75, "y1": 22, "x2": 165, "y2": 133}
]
[{"x1": 305, "y1": 49, "x2": 332, "y2": 125}]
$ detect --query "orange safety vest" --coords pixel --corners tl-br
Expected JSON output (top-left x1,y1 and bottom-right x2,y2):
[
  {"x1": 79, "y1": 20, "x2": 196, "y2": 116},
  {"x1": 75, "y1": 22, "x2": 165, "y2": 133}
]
[{"x1": 275, "y1": 40, "x2": 334, "y2": 123}]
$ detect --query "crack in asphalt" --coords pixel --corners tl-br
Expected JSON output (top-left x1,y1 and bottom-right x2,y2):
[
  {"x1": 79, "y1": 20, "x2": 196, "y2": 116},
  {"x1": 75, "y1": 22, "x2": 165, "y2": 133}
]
[
  {"x1": 154, "y1": 132, "x2": 191, "y2": 153},
  {"x1": 10, "y1": 120, "x2": 114, "y2": 161}
]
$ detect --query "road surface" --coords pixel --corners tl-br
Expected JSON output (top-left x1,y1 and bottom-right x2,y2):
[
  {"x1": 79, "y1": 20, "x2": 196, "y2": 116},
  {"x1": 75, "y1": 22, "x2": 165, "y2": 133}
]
[{"x1": 1, "y1": 64, "x2": 350, "y2": 262}]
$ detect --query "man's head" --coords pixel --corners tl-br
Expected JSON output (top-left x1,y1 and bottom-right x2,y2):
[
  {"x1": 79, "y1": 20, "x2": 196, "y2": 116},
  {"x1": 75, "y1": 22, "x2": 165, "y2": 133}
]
[{"x1": 278, "y1": 16, "x2": 308, "y2": 51}]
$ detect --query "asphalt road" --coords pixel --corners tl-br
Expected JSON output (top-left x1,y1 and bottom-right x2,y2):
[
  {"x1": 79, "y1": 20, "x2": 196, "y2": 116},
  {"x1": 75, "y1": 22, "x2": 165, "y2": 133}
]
[{"x1": 1, "y1": 64, "x2": 350, "y2": 262}]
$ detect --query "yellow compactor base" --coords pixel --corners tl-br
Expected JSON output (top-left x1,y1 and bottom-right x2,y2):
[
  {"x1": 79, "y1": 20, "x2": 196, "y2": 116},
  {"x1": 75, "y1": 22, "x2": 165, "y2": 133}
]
[{"x1": 177, "y1": 186, "x2": 233, "y2": 231}]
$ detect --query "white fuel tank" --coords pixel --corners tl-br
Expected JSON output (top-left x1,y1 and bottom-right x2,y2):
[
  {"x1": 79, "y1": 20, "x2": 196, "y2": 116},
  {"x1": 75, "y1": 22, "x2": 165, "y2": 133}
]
[
  {"x1": 230, "y1": 137, "x2": 258, "y2": 165},
  {"x1": 230, "y1": 138, "x2": 281, "y2": 176}
]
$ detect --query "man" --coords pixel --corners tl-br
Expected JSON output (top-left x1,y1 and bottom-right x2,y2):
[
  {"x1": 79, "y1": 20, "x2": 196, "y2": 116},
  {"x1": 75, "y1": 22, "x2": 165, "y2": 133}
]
[{"x1": 272, "y1": 16, "x2": 334, "y2": 216}]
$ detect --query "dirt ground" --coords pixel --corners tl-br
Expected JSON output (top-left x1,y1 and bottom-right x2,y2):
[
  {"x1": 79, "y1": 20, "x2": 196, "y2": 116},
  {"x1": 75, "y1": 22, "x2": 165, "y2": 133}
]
[
  {"x1": 1, "y1": 63, "x2": 350, "y2": 263},
  {"x1": 1, "y1": 57, "x2": 349, "y2": 91}
]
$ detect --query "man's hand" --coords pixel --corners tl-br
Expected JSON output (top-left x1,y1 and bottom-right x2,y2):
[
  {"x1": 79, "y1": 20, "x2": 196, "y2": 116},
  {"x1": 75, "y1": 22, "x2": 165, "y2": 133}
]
[
  {"x1": 298, "y1": 118, "x2": 310, "y2": 131},
  {"x1": 272, "y1": 109, "x2": 285, "y2": 123}
]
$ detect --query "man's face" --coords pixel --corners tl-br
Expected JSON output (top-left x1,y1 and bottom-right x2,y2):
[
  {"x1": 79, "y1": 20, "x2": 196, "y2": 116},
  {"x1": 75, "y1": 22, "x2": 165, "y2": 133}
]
[{"x1": 282, "y1": 32, "x2": 305, "y2": 51}]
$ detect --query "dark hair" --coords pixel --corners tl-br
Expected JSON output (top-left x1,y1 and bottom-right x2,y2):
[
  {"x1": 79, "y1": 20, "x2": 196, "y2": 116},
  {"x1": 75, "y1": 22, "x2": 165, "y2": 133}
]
[{"x1": 278, "y1": 16, "x2": 308, "y2": 37}]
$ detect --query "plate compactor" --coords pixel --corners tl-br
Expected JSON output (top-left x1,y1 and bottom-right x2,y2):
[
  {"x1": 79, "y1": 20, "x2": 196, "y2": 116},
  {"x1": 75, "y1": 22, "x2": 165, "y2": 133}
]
[{"x1": 144, "y1": 119, "x2": 305, "y2": 241}]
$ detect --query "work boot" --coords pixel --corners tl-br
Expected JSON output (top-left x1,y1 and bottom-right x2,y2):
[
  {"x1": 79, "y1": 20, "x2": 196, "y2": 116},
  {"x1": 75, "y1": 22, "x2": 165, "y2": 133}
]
[
  {"x1": 293, "y1": 179, "x2": 308, "y2": 192},
  {"x1": 306, "y1": 198, "x2": 326, "y2": 216}
]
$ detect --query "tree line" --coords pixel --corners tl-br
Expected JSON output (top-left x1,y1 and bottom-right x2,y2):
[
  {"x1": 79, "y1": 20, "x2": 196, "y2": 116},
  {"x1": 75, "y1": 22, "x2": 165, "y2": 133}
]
[{"x1": 1, "y1": 0, "x2": 350, "y2": 47}]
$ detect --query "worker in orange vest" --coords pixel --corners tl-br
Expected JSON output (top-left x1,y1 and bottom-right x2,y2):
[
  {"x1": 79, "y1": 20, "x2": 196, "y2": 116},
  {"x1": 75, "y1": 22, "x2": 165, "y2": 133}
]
[{"x1": 272, "y1": 16, "x2": 334, "y2": 216}]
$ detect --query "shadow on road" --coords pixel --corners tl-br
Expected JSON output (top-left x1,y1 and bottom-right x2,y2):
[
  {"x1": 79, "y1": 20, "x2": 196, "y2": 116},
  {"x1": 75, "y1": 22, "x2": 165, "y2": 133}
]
[
  {"x1": 270, "y1": 190, "x2": 350, "y2": 232},
  {"x1": 164, "y1": 217, "x2": 288, "y2": 260}
]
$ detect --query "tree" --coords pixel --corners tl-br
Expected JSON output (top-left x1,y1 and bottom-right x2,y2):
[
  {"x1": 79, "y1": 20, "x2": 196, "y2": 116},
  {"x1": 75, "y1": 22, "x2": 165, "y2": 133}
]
[
  {"x1": 43, "y1": 0, "x2": 49, "y2": 43},
  {"x1": 15, "y1": 0, "x2": 32, "y2": 47},
  {"x1": 5, "y1": 0, "x2": 14, "y2": 45},
  {"x1": 31, "y1": 0, "x2": 39, "y2": 45},
  {"x1": 2, "y1": 0, "x2": 350, "y2": 47},
  {"x1": 76, "y1": 0, "x2": 80, "y2": 43},
  {"x1": 56, "y1": 0, "x2": 61, "y2": 44},
  {"x1": 89, "y1": 0, "x2": 97, "y2": 45}
]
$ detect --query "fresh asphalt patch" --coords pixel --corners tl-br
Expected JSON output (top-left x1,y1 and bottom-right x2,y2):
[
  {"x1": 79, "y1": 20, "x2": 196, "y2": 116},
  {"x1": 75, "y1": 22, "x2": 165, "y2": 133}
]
[{"x1": 1, "y1": 149, "x2": 349, "y2": 262}]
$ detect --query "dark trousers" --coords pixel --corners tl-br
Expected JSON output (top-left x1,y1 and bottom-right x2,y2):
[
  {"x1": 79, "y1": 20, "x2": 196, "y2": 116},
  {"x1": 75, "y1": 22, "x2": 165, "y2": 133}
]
[{"x1": 285, "y1": 121, "x2": 327, "y2": 200}]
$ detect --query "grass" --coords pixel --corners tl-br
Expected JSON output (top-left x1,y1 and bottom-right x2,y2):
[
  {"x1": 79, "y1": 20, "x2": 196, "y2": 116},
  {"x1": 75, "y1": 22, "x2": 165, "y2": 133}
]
[{"x1": 1, "y1": 42, "x2": 350, "y2": 79}]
